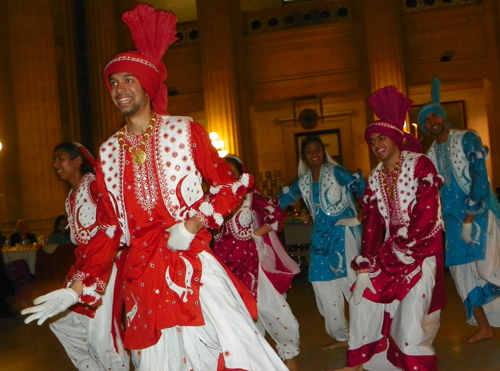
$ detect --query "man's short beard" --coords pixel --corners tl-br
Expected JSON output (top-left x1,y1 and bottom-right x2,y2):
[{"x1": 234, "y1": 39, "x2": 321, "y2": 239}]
[{"x1": 121, "y1": 104, "x2": 141, "y2": 117}]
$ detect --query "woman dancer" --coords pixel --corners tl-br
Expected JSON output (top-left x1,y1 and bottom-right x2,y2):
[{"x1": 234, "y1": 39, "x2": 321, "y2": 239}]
[
  {"x1": 279, "y1": 136, "x2": 365, "y2": 350},
  {"x1": 213, "y1": 155, "x2": 301, "y2": 370},
  {"x1": 22, "y1": 142, "x2": 129, "y2": 371}
]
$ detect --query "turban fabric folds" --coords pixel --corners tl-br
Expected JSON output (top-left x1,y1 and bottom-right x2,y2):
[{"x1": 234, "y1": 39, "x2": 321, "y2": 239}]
[
  {"x1": 103, "y1": 5, "x2": 178, "y2": 115},
  {"x1": 365, "y1": 86, "x2": 422, "y2": 154}
]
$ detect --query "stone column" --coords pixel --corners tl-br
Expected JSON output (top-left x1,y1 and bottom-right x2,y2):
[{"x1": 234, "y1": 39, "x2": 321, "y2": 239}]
[
  {"x1": 0, "y1": 0, "x2": 20, "y2": 231},
  {"x1": 196, "y1": 0, "x2": 243, "y2": 158},
  {"x1": 362, "y1": 1, "x2": 407, "y2": 94},
  {"x1": 7, "y1": 0, "x2": 67, "y2": 228},
  {"x1": 85, "y1": 0, "x2": 123, "y2": 148},
  {"x1": 362, "y1": 1, "x2": 407, "y2": 168}
]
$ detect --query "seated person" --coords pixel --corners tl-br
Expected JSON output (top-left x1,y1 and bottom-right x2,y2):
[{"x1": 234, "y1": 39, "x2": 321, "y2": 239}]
[
  {"x1": 10, "y1": 219, "x2": 37, "y2": 246},
  {"x1": 47, "y1": 215, "x2": 72, "y2": 245}
]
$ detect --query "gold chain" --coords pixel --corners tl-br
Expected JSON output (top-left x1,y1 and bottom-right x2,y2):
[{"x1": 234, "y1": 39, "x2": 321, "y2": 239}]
[
  {"x1": 117, "y1": 114, "x2": 157, "y2": 165},
  {"x1": 380, "y1": 162, "x2": 401, "y2": 202}
]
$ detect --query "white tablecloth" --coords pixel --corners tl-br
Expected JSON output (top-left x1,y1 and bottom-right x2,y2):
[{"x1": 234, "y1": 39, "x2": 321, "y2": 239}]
[{"x1": 2, "y1": 246, "x2": 38, "y2": 274}]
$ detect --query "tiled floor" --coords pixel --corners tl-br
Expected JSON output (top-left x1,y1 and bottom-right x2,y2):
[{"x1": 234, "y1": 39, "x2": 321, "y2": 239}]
[{"x1": 1, "y1": 268, "x2": 500, "y2": 370}]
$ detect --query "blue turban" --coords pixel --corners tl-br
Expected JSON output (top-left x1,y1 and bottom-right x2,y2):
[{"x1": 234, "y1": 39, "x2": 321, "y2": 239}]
[{"x1": 417, "y1": 77, "x2": 449, "y2": 133}]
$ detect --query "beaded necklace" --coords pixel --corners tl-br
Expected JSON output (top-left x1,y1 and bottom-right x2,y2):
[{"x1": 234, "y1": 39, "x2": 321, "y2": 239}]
[
  {"x1": 117, "y1": 114, "x2": 157, "y2": 165},
  {"x1": 380, "y1": 155, "x2": 403, "y2": 202}
]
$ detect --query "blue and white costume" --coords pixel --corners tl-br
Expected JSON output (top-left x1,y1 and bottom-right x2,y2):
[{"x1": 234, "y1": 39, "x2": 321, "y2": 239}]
[
  {"x1": 279, "y1": 162, "x2": 364, "y2": 342},
  {"x1": 427, "y1": 129, "x2": 500, "y2": 326}
]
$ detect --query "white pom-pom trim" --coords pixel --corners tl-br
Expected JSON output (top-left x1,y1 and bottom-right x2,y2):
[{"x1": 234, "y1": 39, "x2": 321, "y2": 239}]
[
  {"x1": 210, "y1": 185, "x2": 222, "y2": 195},
  {"x1": 199, "y1": 201, "x2": 214, "y2": 216},
  {"x1": 240, "y1": 173, "x2": 250, "y2": 187},
  {"x1": 214, "y1": 213, "x2": 224, "y2": 226},
  {"x1": 105, "y1": 225, "x2": 116, "y2": 239},
  {"x1": 397, "y1": 227, "x2": 408, "y2": 239},
  {"x1": 354, "y1": 255, "x2": 371, "y2": 264}
]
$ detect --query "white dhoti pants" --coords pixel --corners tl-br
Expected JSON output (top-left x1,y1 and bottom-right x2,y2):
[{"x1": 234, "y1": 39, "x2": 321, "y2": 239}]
[
  {"x1": 311, "y1": 226, "x2": 358, "y2": 342},
  {"x1": 254, "y1": 266, "x2": 300, "y2": 360},
  {"x1": 131, "y1": 251, "x2": 288, "y2": 371},
  {"x1": 450, "y1": 210, "x2": 500, "y2": 327},
  {"x1": 348, "y1": 257, "x2": 440, "y2": 371}
]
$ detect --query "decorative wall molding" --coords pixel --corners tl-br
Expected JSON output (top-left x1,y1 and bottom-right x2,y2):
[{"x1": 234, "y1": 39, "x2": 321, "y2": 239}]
[
  {"x1": 401, "y1": 0, "x2": 482, "y2": 13},
  {"x1": 244, "y1": 0, "x2": 355, "y2": 36},
  {"x1": 174, "y1": 20, "x2": 199, "y2": 45}
]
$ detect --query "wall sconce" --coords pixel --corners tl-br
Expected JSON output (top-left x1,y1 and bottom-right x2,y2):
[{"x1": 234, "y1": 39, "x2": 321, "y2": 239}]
[
  {"x1": 209, "y1": 132, "x2": 228, "y2": 157},
  {"x1": 0, "y1": 141, "x2": 3, "y2": 151},
  {"x1": 403, "y1": 121, "x2": 419, "y2": 138}
]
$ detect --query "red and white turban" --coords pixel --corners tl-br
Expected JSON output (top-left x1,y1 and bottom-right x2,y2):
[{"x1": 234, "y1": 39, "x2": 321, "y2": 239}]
[
  {"x1": 364, "y1": 86, "x2": 422, "y2": 153},
  {"x1": 103, "y1": 5, "x2": 178, "y2": 115}
]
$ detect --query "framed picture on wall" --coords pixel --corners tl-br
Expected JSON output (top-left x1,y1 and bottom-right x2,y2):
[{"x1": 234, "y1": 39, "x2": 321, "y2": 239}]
[
  {"x1": 295, "y1": 129, "x2": 342, "y2": 165},
  {"x1": 409, "y1": 101, "x2": 466, "y2": 153}
]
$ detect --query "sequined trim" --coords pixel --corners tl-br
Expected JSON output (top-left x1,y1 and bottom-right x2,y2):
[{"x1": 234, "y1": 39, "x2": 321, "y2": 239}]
[
  {"x1": 366, "y1": 121, "x2": 404, "y2": 136},
  {"x1": 104, "y1": 55, "x2": 158, "y2": 74}
]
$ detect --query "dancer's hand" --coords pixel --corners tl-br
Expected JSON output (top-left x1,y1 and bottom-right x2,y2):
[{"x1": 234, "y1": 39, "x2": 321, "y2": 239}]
[
  {"x1": 21, "y1": 288, "x2": 78, "y2": 325},
  {"x1": 251, "y1": 232, "x2": 264, "y2": 249},
  {"x1": 394, "y1": 248, "x2": 415, "y2": 265},
  {"x1": 166, "y1": 222, "x2": 196, "y2": 251},
  {"x1": 335, "y1": 218, "x2": 360, "y2": 227},
  {"x1": 352, "y1": 273, "x2": 376, "y2": 305},
  {"x1": 461, "y1": 222, "x2": 473, "y2": 244}
]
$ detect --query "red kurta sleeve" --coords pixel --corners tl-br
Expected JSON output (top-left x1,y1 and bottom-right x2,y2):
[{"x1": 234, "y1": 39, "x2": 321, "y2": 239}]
[
  {"x1": 351, "y1": 185, "x2": 385, "y2": 273},
  {"x1": 189, "y1": 122, "x2": 254, "y2": 229},
  {"x1": 252, "y1": 191, "x2": 287, "y2": 233},
  {"x1": 66, "y1": 164, "x2": 121, "y2": 307}
]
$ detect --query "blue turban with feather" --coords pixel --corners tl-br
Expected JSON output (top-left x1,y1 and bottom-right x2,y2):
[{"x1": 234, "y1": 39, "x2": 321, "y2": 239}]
[{"x1": 417, "y1": 77, "x2": 449, "y2": 133}]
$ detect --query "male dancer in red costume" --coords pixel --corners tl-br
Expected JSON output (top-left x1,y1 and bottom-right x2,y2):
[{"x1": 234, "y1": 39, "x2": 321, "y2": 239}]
[
  {"x1": 23, "y1": 5, "x2": 288, "y2": 371},
  {"x1": 329, "y1": 86, "x2": 445, "y2": 371}
]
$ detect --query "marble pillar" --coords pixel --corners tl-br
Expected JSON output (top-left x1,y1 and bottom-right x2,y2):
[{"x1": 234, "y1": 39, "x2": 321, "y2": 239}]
[
  {"x1": 196, "y1": 0, "x2": 243, "y2": 158},
  {"x1": 0, "y1": 0, "x2": 20, "y2": 230},
  {"x1": 7, "y1": 0, "x2": 67, "y2": 231},
  {"x1": 85, "y1": 0, "x2": 123, "y2": 148},
  {"x1": 362, "y1": 1, "x2": 407, "y2": 94}
]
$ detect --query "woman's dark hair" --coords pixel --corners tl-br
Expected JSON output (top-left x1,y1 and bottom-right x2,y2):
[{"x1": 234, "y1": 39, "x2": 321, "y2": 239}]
[
  {"x1": 224, "y1": 156, "x2": 243, "y2": 176},
  {"x1": 54, "y1": 142, "x2": 93, "y2": 175},
  {"x1": 53, "y1": 215, "x2": 68, "y2": 233},
  {"x1": 300, "y1": 136, "x2": 326, "y2": 161}
]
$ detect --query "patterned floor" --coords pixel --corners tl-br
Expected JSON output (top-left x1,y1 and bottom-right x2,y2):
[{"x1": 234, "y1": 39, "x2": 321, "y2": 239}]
[{"x1": 1, "y1": 267, "x2": 500, "y2": 370}]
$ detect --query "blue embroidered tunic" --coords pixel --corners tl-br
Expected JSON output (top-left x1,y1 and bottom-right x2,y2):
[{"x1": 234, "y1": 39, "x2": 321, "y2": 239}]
[
  {"x1": 427, "y1": 130, "x2": 500, "y2": 267},
  {"x1": 279, "y1": 163, "x2": 364, "y2": 282}
]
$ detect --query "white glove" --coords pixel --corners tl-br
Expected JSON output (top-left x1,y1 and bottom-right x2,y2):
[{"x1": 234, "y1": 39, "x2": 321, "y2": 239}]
[
  {"x1": 394, "y1": 248, "x2": 415, "y2": 265},
  {"x1": 251, "y1": 232, "x2": 264, "y2": 249},
  {"x1": 166, "y1": 222, "x2": 196, "y2": 251},
  {"x1": 335, "y1": 217, "x2": 361, "y2": 227},
  {"x1": 21, "y1": 288, "x2": 79, "y2": 325},
  {"x1": 461, "y1": 222, "x2": 473, "y2": 244},
  {"x1": 352, "y1": 273, "x2": 376, "y2": 305}
]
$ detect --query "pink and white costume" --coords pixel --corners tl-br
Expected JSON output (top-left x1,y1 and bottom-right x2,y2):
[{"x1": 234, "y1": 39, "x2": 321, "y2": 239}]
[
  {"x1": 213, "y1": 190, "x2": 301, "y2": 360},
  {"x1": 50, "y1": 172, "x2": 129, "y2": 371},
  {"x1": 92, "y1": 115, "x2": 288, "y2": 371},
  {"x1": 348, "y1": 151, "x2": 446, "y2": 371}
]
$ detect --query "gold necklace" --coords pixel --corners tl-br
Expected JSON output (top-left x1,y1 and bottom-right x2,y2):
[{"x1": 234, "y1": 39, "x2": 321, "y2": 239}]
[
  {"x1": 117, "y1": 115, "x2": 157, "y2": 165},
  {"x1": 380, "y1": 162, "x2": 401, "y2": 202}
]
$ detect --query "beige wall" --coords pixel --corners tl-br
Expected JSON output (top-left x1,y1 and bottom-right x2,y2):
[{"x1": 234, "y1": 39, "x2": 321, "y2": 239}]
[{"x1": 162, "y1": 0, "x2": 500, "y2": 187}]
